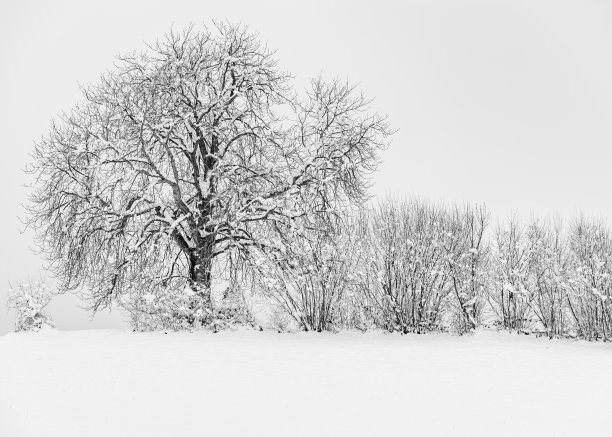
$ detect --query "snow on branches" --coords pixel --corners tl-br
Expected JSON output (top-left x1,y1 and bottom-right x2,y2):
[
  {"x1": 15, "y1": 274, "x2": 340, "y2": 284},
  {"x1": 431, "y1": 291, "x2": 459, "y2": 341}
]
[
  {"x1": 355, "y1": 199, "x2": 489, "y2": 334},
  {"x1": 7, "y1": 280, "x2": 55, "y2": 332},
  {"x1": 26, "y1": 22, "x2": 391, "y2": 324}
]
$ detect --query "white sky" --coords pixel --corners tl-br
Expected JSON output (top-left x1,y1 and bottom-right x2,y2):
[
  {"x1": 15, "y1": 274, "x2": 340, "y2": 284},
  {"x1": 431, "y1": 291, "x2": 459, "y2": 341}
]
[{"x1": 1, "y1": 0, "x2": 611, "y2": 334}]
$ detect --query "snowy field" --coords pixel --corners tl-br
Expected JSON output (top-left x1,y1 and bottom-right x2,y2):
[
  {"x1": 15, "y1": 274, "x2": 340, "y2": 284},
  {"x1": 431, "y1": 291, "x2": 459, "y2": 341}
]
[{"x1": 1, "y1": 329, "x2": 611, "y2": 437}]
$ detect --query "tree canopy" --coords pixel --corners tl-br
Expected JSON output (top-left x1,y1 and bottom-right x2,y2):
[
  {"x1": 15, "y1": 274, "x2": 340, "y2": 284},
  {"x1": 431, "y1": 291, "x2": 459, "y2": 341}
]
[{"x1": 27, "y1": 22, "x2": 391, "y2": 320}]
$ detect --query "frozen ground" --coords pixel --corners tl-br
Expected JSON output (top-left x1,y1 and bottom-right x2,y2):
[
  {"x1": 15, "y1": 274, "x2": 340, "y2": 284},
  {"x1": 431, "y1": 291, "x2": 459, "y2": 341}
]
[{"x1": 1, "y1": 329, "x2": 611, "y2": 437}]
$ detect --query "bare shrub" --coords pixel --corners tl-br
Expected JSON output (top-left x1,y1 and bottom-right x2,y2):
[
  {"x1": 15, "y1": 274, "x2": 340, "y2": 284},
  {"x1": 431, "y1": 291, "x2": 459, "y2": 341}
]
[
  {"x1": 7, "y1": 280, "x2": 55, "y2": 332},
  {"x1": 444, "y1": 205, "x2": 490, "y2": 333},
  {"x1": 523, "y1": 220, "x2": 570, "y2": 338},
  {"x1": 564, "y1": 217, "x2": 612, "y2": 340},
  {"x1": 358, "y1": 199, "x2": 453, "y2": 333},
  {"x1": 254, "y1": 213, "x2": 362, "y2": 332},
  {"x1": 488, "y1": 217, "x2": 536, "y2": 331}
]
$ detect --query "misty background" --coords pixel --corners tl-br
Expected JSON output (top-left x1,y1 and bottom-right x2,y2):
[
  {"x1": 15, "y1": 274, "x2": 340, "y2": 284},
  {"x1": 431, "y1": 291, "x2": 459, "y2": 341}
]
[{"x1": 1, "y1": 0, "x2": 611, "y2": 334}]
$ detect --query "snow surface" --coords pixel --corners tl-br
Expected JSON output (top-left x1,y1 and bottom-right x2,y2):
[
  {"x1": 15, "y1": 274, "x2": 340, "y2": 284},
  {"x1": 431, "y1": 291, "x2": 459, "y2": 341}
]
[{"x1": 1, "y1": 329, "x2": 611, "y2": 437}]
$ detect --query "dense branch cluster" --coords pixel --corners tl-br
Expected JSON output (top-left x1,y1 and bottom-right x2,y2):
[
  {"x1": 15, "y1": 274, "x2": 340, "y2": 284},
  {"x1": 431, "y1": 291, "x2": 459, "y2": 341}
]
[
  {"x1": 355, "y1": 200, "x2": 488, "y2": 334},
  {"x1": 488, "y1": 216, "x2": 612, "y2": 340},
  {"x1": 256, "y1": 199, "x2": 612, "y2": 340},
  {"x1": 261, "y1": 200, "x2": 612, "y2": 341},
  {"x1": 253, "y1": 212, "x2": 363, "y2": 332}
]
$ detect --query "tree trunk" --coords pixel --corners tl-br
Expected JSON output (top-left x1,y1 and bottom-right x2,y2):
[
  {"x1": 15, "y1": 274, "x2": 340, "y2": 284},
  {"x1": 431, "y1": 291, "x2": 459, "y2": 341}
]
[{"x1": 187, "y1": 236, "x2": 215, "y2": 324}]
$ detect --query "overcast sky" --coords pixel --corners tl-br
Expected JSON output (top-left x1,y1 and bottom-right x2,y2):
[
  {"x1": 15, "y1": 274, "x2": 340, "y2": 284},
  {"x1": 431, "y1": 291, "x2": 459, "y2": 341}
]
[{"x1": 1, "y1": 0, "x2": 611, "y2": 334}]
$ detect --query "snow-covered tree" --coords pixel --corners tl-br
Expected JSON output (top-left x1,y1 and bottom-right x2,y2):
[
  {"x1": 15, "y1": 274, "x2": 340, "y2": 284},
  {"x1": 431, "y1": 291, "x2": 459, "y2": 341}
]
[
  {"x1": 7, "y1": 280, "x2": 55, "y2": 332},
  {"x1": 358, "y1": 199, "x2": 456, "y2": 333},
  {"x1": 489, "y1": 217, "x2": 536, "y2": 331},
  {"x1": 565, "y1": 217, "x2": 612, "y2": 340},
  {"x1": 487, "y1": 216, "x2": 612, "y2": 340},
  {"x1": 356, "y1": 199, "x2": 490, "y2": 334},
  {"x1": 444, "y1": 205, "x2": 490, "y2": 333},
  {"x1": 523, "y1": 219, "x2": 569, "y2": 338},
  {"x1": 26, "y1": 23, "x2": 391, "y2": 325},
  {"x1": 253, "y1": 211, "x2": 362, "y2": 332}
]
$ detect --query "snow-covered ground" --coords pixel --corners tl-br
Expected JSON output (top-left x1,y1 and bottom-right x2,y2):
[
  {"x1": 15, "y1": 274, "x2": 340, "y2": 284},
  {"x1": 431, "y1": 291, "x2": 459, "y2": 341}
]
[{"x1": 1, "y1": 329, "x2": 611, "y2": 437}]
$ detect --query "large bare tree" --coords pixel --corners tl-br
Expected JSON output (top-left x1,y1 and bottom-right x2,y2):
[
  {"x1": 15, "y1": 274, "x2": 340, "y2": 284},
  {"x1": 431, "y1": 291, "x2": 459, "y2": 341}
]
[{"x1": 26, "y1": 23, "x2": 391, "y2": 321}]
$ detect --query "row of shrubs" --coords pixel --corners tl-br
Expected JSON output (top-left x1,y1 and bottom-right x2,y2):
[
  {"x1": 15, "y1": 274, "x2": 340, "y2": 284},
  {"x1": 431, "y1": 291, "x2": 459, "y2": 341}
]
[{"x1": 251, "y1": 200, "x2": 612, "y2": 340}]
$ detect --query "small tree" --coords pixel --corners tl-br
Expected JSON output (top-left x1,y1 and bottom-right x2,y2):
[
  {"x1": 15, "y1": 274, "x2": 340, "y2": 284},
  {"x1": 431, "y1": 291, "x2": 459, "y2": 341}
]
[
  {"x1": 359, "y1": 199, "x2": 456, "y2": 333},
  {"x1": 253, "y1": 212, "x2": 362, "y2": 332},
  {"x1": 7, "y1": 280, "x2": 55, "y2": 332},
  {"x1": 524, "y1": 219, "x2": 569, "y2": 338},
  {"x1": 444, "y1": 205, "x2": 490, "y2": 333},
  {"x1": 489, "y1": 217, "x2": 535, "y2": 331},
  {"x1": 565, "y1": 217, "x2": 612, "y2": 340}
]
